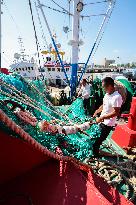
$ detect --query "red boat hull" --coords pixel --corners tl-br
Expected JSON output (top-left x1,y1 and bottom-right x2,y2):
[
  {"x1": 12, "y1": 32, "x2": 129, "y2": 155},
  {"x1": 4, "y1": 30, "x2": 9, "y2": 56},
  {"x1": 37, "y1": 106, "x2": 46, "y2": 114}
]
[{"x1": 0, "y1": 130, "x2": 133, "y2": 205}]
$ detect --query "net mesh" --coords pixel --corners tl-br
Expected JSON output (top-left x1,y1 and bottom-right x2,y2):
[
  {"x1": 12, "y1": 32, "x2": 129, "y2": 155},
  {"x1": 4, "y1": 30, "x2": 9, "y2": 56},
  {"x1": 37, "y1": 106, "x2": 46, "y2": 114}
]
[
  {"x1": 0, "y1": 73, "x2": 102, "y2": 161},
  {"x1": 0, "y1": 73, "x2": 135, "y2": 201},
  {"x1": 0, "y1": 73, "x2": 133, "y2": 161}
]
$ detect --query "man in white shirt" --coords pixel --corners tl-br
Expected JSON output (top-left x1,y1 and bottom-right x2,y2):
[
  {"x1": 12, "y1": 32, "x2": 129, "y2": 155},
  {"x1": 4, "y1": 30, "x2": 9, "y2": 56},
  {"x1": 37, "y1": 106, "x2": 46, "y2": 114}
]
[
  {"x1": 78, "y1": 79, "x2": 91, "y2": 115},
  {"x1": 93, "y1": 77, "x2": 123, "y2": 156}
]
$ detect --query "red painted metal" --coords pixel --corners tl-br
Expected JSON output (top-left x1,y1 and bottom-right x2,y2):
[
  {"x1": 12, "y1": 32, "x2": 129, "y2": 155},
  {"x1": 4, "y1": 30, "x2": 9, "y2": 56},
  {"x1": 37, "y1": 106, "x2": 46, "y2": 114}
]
[
  {"x1": 0, "y1": 130, "x2": 48, "y2": 185},
  {"x1": 127, "y1": 97, "x2": 136, "y2": 131},
  {"x1": 112, "y1": 97, "x2": 136, "y2": 147},
  {"x1": 0, "y1": 130, "x2": 132, "y2": 205},
  {"x1": 0, "y1": 68, "x2": 9, "y2": 75}
]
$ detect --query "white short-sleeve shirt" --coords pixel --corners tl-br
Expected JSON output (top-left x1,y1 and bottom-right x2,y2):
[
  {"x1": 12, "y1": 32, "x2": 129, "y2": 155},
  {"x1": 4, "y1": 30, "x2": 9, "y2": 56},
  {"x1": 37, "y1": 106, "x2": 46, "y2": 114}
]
[
  {"x1": 101, "y1": 91, "x2": 123, "y2": 127},
  {"x1": 81, "y1": 84, "x2": 90, "y2": 99}
]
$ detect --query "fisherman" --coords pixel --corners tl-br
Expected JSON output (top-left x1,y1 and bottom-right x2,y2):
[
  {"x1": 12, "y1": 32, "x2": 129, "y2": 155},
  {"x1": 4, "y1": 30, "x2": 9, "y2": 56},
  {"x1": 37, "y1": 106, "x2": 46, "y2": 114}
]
[
  {"x1": 59, "y1": 90, "x2": 67, "y2": 105},
  {"x1": 93, "y1": 77, "x2": 123, "y2": 157},
  {"x1": 77, "y1": 78, "x2": 91, "y2": 115}
]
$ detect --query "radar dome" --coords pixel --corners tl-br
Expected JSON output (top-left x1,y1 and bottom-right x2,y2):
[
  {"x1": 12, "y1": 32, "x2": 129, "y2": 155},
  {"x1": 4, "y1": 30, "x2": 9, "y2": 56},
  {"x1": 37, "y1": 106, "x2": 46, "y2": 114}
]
[{"x1": 14, "y1": 53, "x2": 21, "y2": 59}]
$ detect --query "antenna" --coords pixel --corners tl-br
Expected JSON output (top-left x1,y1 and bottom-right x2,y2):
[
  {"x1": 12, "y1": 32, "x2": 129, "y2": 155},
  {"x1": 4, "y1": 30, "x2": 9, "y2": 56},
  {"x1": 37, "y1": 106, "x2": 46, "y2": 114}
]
[
  {"x1": 18, "y1": 36, "x2": 26, "y2": 61},
  {"x1": 13, "y1": 37, "x2": 29, "y2": 63}
]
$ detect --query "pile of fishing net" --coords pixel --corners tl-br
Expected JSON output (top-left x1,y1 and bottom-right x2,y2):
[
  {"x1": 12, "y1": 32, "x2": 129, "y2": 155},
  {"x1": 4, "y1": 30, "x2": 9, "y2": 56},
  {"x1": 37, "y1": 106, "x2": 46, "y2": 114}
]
[
  {"x1": 0, "y1": 73, "x2": 101, "y2": 161},
  {"x1": 0, "y1": 73, "x2": 136, "y2": 202}
]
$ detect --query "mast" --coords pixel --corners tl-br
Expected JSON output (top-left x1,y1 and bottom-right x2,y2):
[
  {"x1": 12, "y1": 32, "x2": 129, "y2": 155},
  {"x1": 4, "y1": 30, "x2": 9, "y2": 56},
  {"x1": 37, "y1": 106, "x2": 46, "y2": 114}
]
[{"x1": 70, "y1": 0, "x2": 83, "y2": 97}]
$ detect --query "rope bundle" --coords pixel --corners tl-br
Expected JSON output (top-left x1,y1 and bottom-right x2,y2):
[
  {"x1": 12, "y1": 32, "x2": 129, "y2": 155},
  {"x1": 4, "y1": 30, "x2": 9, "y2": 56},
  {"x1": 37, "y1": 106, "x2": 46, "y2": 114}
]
[{"x1": 114, "y1": 80, "x2": 127, "y2": 104}]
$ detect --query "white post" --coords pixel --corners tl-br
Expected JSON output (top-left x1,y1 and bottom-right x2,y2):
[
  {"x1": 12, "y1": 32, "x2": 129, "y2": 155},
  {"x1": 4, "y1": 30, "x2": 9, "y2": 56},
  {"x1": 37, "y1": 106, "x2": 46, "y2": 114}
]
[
  {"x1": 71, "y1": 0, "x2": 83, "y2": 97},
  {"x1": 71, "y1": 0, "x2": 82, "y2": 65}
]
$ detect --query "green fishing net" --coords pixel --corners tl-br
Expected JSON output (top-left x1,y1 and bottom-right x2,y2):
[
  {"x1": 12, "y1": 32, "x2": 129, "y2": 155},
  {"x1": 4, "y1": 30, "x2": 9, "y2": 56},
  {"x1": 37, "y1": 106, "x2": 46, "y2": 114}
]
[
  {"x1": 0, "y1": 72, "x2": 133, "y2": 161},
  {"x1": 1, "y1": 73, "x2": 135, "y2": 200},
  {"x1": 0, "y1": 73, "x2": 101, "y2": 161}
]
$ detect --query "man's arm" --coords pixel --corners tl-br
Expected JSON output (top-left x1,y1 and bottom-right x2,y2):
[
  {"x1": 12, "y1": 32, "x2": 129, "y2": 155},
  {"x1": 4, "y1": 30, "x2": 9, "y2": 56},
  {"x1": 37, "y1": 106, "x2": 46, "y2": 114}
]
[
  {"x1": 77, "y1": 87, "x2": 83, "y2": 97},
  {"x1": 96, "y1": 107, "x2": 120, "y2": 123},
  {"x1": 93, "y1": 105, "x2": 103, "y2": 117}
]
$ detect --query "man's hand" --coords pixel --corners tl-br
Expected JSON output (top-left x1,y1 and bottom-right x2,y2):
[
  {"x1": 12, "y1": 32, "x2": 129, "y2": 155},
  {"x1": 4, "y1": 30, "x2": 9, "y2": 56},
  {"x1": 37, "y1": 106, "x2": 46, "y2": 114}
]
[
  {"x1": 77, "y1": 93, "x2": 82, "y2": 98},
  {"x1": 96, "y1": 117, "x2": 104, "y2": 123},
  {"x1": 93, "y1": 105, "x2": 103, "y2": 117},
  {"x1": 93, "y1": 111, "x2": 98, "y2": 118}
]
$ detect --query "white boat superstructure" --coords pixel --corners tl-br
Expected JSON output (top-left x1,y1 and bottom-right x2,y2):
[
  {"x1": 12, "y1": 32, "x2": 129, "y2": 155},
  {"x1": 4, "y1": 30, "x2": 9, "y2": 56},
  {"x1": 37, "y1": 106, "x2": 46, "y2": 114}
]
[
  {"x1": 9, "y1": 37, "x2": 40, "y2": 80},
  {"x1": 10, "y1": 61, "x2": 39, "y2": 80},
  {"x1": 40, "y1": 59, "x2": 70, "y2": 86}
]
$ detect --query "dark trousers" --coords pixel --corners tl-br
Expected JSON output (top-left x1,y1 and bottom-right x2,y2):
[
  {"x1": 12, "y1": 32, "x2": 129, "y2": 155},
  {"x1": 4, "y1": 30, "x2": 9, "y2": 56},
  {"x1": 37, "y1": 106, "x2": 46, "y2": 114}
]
[
  {"x1": 83, "y1": 98, "x2": 90, "y2": 115},
  {"x1": 93, "y1": 123, "x2": 113, "y2": 156}
]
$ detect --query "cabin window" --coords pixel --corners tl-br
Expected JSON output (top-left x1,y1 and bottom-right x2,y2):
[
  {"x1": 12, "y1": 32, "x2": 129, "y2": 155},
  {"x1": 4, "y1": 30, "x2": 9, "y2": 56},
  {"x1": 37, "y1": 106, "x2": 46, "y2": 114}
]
[
  {"x1": 48, "y1": 68, "x2": 51, "y2": 71},
  {"x1": 66, "y1": 68, "x2": 69, "y2": 71},
  {"x1": 16, "y1": 68, "x2": 18, "y2": 71},
  {"x1": 22, "y1": 68, "x2": 24, "y2": 71},
  {"x1": 31, "y1": 67, "x2": 33, "y2": 70},
  {"x1": 57, "y1": 68, "x2": 60, "y2": 72},
  {"x1": 52, "y1": 67, "x2": 55, "y2": 71}
]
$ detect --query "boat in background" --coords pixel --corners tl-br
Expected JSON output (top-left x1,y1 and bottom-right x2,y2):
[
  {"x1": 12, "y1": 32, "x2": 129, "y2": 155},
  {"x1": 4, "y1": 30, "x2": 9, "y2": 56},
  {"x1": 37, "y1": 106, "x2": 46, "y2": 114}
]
[{"x1": 9, "y1": 37, "x2": 39, "y2": 80}]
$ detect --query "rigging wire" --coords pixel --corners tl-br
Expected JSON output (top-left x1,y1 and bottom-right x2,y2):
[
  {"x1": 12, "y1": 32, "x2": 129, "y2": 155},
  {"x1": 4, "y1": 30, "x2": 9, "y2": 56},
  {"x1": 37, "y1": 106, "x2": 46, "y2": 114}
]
[
  {"x1": 3, "y1": 1, "x2": 22, "y2": 36},
  {"x1": 81, "y1": 13, "x2": 107, "y2": 18},
  {"x1": 35, "y1": 2, "x2": 68, "y2": 85},
  {"x1": 78, "y1": 1, "x2": 116, "y2": 83},
  {"x1": 68, "y1": 0, "x2": 71, "y2": 27},
  {"x1": 92, "y1": 0, "x2": 116, "y2": 57},
  {"x1": 40, "y1": 3, "x2": 73, "y2": 16},
  {"x1": 34, "y1": 1, "x2": 49, "y2": 49},
  {"x1": 39, "y1": 1, "x2": 110, "y2": 18},
  {"x1": 36, "y1": 0, "x2": 70, "y2": 85},
  {"x1": 84, "y1": 0, "x2": 109, "y2": 6},
  {"x1": 28, "y1": 0, "x2": 41, "y2": 68},
  {"x1": 50, "y1": 0, "x2": 71, "y2": 14}
]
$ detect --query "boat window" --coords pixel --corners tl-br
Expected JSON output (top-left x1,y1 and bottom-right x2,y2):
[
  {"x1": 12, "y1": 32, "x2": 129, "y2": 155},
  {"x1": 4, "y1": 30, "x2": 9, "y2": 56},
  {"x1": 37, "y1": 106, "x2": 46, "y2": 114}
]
[
  {"x1": 57, "y1": 68, "x2": 60, "y2": 72},
  {"x1": 31, "y1": 67, "x2": 33, "y2": 70},
  {"x1": 48, "y1": 68, "x2": 51, "y2": 71},
  {"x1": 16, "y1": 68, "x2": 18, "y2": 71},
  {"x1": 66, "y1": 68, "x2": 69, "y2": 71},
  {"x1": 22, "y1": 68, "x2": 24, "y2": 71},
  {"x1": 52, "y1": 67, "x2": 55, "y2": 71}
]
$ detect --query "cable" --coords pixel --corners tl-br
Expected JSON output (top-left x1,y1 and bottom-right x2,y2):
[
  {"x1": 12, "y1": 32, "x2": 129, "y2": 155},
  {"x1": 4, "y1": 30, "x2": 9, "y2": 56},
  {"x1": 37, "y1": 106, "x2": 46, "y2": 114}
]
[
  {"x1": 84, "y1": 0, "x2": 109, "y2": 6},
  {"x1": 81, "y1": 13, "x2": 107, "y2": 18},
  {"x1": 3, "y1": 1, "x2": 22, "y2": 36},
  {"x1": 26, "y1": 2, "x2": 69, "y2": 88},
  {"x1": 37, "y1": 0, "x2": 70, "y2": 85},
  {"x1": 50, "y1": 0, "x2": 71, "y2": 15},
  {"x1": 68, "y1": 0, "x2": 71, "y2": 27},
  {"x1": 41, "y1": 3, "x2": 73, "y2": 16},
  {"x1": 92, "y1": 0, "x2": 116, "y2": 57},
  {"x1": 78, "y1": 0, "x2": 116, "y2": 84},
  {"x1": 34, "y1": 1, "x2": 49, "y2": 49},
  {"x1": 28, "y1": 0, "x2": 41, "y2": 69}
]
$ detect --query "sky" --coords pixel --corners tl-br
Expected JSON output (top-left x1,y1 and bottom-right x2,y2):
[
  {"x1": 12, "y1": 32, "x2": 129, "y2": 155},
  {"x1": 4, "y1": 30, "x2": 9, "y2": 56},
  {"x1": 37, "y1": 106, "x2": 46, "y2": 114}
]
[{"x1": 1, "y1": 0, "x2": 136, "y2": 68}]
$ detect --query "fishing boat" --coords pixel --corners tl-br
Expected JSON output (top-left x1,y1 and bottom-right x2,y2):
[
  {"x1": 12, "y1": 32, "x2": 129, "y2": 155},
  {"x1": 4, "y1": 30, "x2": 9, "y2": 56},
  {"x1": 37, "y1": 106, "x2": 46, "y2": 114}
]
[
  {"x1": 0, "y1": 0, "x2": 136, "y2": 205},
  {"x1": 9, "y1": 37, "x2": 40, "y2": 80}
]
